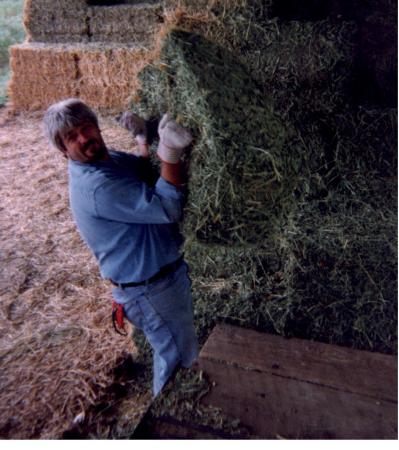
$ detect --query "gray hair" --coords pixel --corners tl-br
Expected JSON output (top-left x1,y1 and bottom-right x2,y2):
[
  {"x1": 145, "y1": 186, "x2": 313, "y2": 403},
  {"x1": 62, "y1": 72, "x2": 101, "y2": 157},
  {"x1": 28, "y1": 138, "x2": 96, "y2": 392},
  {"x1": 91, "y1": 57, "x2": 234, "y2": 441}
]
[{"x1": 43, "y1": 98, "x2": 99, "y2": 151}]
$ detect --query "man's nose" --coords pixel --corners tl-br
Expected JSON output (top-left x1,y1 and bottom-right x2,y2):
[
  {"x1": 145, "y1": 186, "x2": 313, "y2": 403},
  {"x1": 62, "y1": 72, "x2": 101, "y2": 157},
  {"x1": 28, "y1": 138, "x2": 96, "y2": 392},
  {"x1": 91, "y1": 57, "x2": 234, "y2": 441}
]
[{"x1": 76, "y1": 131, "x2": 89, "y2": 145}]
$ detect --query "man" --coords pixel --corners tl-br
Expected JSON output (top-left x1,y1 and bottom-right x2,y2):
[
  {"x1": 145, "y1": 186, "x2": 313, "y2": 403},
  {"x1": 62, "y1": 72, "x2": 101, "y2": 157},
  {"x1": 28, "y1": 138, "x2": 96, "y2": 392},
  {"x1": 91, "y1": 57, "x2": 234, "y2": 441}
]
[{"x1": 43, "y1": 98, "x2": 198, "y2": 397}]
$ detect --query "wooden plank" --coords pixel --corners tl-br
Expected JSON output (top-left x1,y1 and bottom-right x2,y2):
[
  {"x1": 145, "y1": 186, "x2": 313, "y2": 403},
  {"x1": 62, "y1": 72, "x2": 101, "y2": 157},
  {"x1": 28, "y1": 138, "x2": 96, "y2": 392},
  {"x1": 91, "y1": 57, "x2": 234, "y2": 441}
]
[
  {"x1": 199, "y1": 324, "x2": 397, "y2": 402},
  {"x1": 196, "y1": 358, "x2": 398, "y2": 439}
]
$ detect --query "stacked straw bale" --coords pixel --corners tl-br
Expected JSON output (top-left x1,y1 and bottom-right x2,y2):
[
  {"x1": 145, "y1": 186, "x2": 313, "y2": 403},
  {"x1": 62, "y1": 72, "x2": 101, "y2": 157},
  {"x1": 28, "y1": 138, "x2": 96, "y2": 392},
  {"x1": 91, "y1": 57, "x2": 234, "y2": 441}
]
[
  {"x1": 9, "y1": 0, "x2": 165, "y2": 111},
  {"x1": 23, "y1": 0, "x2": 89, "y2": 43},
  {"x1": 129, "y1": 0, "x2": 397, "y2": 356},
  {"x1": 9, "y1": 43, "x2": 149, "y2": 110},
  {"x1": 23, "y1": 0, "x2": 163, "y2": 44}
]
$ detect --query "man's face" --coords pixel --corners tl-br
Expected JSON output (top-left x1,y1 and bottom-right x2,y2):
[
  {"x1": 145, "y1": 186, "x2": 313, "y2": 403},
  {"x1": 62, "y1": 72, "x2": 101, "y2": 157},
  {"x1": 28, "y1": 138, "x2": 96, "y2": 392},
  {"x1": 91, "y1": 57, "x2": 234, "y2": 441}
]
[{"x1": 61, "y1": 121, "x2": 108, "y2": 163}]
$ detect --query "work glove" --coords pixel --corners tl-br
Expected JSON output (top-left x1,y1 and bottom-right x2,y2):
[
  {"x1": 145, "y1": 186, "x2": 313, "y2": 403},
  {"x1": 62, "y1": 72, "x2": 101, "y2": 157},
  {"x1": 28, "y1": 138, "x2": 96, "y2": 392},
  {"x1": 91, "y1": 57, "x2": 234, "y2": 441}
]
[
  {"x1": 157, "y1": 113, "x2": 193, "y2": 164},
  {"x1": 118, "y1": 111, "x2": 148, "y2": 145}
]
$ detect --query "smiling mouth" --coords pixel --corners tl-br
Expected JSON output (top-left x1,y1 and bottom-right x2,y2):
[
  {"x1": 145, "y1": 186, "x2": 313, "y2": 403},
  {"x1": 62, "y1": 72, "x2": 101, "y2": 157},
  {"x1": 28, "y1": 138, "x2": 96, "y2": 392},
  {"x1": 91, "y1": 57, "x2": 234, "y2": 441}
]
[
  {"x1": 83, "y1": 141, "x2": 101, "y2": 158},
  {"x1": 83, "y1": 141, "x2": 107, "y2": 161}
]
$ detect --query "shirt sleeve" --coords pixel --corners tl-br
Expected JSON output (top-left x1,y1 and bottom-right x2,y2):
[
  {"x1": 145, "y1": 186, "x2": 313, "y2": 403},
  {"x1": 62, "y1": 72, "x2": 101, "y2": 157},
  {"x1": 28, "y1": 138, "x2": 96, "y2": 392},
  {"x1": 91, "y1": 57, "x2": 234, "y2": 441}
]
[{"x1": 93, "y1": 176, "x2": 183, "y2": 224}]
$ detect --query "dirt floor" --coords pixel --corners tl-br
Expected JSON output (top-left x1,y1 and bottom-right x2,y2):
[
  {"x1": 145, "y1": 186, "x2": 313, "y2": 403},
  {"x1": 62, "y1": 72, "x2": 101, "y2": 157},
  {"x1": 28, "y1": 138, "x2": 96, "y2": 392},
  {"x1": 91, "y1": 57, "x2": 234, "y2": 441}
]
[{"x1": 0, "y1": 106, "x2": 152, "y2": 439}]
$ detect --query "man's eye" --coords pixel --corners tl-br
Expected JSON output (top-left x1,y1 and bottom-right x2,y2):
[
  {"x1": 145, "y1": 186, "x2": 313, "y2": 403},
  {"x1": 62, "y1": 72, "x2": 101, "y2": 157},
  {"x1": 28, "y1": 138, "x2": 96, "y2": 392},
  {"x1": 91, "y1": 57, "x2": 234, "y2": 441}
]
[{"x1": 66, "y1": 132, "x2": 77, "y2": 141}]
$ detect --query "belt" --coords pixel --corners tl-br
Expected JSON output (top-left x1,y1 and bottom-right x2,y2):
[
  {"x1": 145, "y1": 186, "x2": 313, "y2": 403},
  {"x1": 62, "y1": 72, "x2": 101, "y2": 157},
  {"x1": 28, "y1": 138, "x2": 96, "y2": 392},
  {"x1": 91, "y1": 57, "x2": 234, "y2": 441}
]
[{"x1": 109, "y1": 255, "x2": 184, "y2": 289}]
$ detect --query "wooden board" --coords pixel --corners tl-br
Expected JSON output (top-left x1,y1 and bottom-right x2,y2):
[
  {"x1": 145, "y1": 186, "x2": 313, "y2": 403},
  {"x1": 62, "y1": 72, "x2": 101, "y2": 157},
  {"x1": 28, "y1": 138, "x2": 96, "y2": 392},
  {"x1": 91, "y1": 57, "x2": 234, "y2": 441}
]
[
  {"x1": 199, "y1": 324, "x2": 397, "y2": 402},
  {"x1": 197, "y1": 358, "x2": 397, "y2": 439},
  {"x1": 195, "y1": 324, "x2": 398, "y2": 439}
]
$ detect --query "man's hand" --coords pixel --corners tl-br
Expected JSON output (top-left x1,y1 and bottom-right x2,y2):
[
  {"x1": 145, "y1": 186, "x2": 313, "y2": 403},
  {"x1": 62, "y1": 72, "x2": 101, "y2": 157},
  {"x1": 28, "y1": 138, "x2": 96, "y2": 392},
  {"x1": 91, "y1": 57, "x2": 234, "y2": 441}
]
[
  {"x1": 157, "y1": 113, "x2": 192, "y2": 164},
  {"x1": 119, "y1": 111, "x2": 148, "y2": 145},
  {"x1": 118, "y1": 111, "x2": 150, "y2": 158}
]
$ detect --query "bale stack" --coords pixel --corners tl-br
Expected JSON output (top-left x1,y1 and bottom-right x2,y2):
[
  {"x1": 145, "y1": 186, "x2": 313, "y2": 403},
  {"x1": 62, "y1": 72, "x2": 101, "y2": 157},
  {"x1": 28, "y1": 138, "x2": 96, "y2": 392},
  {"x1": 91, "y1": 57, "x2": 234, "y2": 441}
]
[
  {"x1": 130, "y1": 0, "x2": 397, "y2": 354},
  {"x1": 9, "y1": 42, "x2": 150, "y2": 110},
  {"x1": 8, "y1": 0, "x2": 164, "y2": 111}
]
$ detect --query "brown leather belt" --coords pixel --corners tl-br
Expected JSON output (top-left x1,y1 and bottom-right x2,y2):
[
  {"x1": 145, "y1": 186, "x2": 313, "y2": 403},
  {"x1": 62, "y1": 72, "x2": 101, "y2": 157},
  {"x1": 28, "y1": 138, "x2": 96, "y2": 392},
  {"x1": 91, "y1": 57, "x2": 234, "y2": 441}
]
[{"x1": 110, "y1": 255, "x2": 184, "y2": 289}]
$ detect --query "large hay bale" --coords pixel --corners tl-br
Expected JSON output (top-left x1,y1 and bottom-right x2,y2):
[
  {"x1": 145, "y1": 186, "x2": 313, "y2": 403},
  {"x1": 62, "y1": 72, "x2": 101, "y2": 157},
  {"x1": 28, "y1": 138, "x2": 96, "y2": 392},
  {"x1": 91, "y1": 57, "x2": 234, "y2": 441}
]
[
  {"x1": 164, "y1": 1, "x2": 356, "y2": 114},
  {"x1": 279, "y1": 184, "x2": 397, "y2": 353},
  {"x1": 133, "y1": 30, "x2": 299, "y2": 244}
]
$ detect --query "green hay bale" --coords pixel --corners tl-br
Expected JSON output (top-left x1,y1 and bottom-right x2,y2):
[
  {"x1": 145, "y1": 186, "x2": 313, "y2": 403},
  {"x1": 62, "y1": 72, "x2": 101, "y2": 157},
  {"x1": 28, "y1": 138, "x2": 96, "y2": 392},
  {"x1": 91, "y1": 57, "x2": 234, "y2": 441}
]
[
  {"x1": 188, "y1": 3, "x2": 357, "y2": 118},
  {"x1": 184, "y1": 238, "x2": 291, "y2": 344},
  {"x1": 134, "y1": 30, "x2": 299, "y2": 244},
  {"x1": 278, "y1": 177, "x2": 397, "y2": 353},
  {"x1": 131, "y1": 19, "x2": 361, "y2": 244},
  {"x1": 184, "y1": 175, "x2": 397, "y2": 353},
  {"x1": 252, "y1": 20, "x2": 356, "y2": 119}
]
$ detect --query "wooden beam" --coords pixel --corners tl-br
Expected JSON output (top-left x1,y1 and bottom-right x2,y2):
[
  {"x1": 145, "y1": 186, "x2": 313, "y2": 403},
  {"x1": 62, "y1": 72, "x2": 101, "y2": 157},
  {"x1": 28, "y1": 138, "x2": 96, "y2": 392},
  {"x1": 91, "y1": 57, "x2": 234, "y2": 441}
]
[
  {"x1": 195, "y1": 324, "x2": 397, "y2": 439},
  {"x1": 197, "y1": 358, "x2": 397, "y2": 439},
  {"x1": 199, "y1": 324, "x2": 397, "y2": 401}
]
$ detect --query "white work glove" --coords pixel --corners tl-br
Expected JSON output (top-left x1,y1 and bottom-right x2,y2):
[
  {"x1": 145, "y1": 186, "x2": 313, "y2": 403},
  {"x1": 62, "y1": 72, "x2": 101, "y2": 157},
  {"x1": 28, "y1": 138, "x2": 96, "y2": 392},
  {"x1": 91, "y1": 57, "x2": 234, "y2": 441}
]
[
  {"x1": 119, "y1": 111, "x2": 148, "y2": 145},
  {"x1": 157, "y1": 113, "x2": 193, "y2": 164}
]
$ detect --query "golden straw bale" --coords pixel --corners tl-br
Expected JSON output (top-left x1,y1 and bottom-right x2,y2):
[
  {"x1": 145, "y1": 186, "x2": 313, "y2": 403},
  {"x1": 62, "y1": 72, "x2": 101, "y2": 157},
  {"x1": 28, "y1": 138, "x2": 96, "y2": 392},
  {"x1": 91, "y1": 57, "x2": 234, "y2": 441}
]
[
  {"x1": 8, "y1": 43, "x2": 152, "y2": 112},
  {"x1": 9, "y1": 44, "x2": 79, "y2": 111},
  {"x1": 24, "y1": 0, "x2": 164, "y2": 44},
  {"x1": 77, "y1": 45, "x2": 148, "y2": 87},
  {"x1": 88, "y1": 3, "x2": 164, "y2": 45}
]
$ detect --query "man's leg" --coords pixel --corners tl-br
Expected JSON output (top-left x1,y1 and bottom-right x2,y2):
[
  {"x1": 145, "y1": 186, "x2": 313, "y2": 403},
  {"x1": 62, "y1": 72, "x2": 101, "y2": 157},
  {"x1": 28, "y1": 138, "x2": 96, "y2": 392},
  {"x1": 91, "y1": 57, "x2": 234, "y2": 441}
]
[
  {"x1": 113, "y1": 263, "x2": 198, "y2": 397},
  {"x1": 141, "y1": 262, "x2": 198, "y2": 396}
]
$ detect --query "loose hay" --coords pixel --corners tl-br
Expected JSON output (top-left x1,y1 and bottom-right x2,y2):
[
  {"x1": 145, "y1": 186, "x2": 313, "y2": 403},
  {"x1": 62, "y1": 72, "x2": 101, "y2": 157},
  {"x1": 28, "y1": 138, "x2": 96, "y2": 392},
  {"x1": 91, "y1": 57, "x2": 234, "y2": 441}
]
[
  {"x1": 0, "y1": 112, "x2": 148, "y2": 438},
  {"x1": 146, "y1": 368, "x2": 252, "y2": 438}
]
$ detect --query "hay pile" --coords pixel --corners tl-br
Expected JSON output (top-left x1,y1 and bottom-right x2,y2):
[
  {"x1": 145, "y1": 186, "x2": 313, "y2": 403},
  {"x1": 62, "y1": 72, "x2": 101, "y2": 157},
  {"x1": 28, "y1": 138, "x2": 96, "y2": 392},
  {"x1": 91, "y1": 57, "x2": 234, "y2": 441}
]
[
  {"x1": 130, "y1": 0, "x2": 397, "y2": 354},
  {"x1": 0, "y1": 112, "x2": 151, "y2": 438}
]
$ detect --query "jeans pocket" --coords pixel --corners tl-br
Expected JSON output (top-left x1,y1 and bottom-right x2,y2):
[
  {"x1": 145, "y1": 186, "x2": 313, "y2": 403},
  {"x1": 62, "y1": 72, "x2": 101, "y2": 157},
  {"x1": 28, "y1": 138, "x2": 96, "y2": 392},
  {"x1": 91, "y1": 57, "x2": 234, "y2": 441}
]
[{"x1": 122, "y1": 296, "x2": 146, "y2": 330}]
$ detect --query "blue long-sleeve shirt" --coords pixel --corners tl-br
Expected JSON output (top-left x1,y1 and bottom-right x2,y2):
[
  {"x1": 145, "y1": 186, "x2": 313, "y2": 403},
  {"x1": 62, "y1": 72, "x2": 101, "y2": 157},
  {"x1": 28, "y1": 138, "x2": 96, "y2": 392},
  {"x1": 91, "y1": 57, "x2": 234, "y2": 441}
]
[{"x1": 68, "y1": 150, "x2": 184, "y2": 283}]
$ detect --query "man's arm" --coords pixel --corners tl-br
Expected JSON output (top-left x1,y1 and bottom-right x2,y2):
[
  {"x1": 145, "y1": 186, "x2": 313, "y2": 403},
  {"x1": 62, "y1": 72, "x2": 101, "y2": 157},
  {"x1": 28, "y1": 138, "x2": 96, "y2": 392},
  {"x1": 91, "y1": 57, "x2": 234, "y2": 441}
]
[
  {"x1": 160, "y1": 161, "x2": 182, "y2": 187},
  {"x1": 137, "y1": 142, "x2": 150, "y2": 159},
  {"x1": 157, "y1": 113, "x2": 192, "y2": 188},
  {"x1": 119, "y1": 111, "x2": 190, "y2": 188}
]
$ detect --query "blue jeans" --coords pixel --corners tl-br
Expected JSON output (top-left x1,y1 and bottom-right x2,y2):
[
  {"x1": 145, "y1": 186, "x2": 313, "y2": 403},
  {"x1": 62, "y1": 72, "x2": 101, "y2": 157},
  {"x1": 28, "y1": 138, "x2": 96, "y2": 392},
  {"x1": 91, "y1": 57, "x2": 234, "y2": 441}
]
[{"x1": 112, "y1": 261, "x2": 198, "y2": 396}]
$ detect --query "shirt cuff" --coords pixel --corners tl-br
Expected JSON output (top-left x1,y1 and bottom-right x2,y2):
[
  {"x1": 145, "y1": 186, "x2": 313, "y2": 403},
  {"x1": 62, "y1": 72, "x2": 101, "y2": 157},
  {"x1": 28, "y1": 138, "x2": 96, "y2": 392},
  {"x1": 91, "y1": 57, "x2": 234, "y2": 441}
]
[{"x1": 155, "y1": 177, "x2": 183, "y2": 200}]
